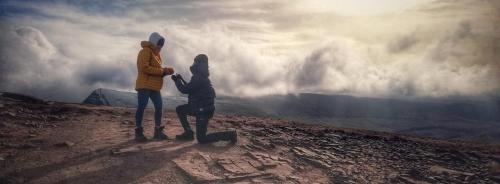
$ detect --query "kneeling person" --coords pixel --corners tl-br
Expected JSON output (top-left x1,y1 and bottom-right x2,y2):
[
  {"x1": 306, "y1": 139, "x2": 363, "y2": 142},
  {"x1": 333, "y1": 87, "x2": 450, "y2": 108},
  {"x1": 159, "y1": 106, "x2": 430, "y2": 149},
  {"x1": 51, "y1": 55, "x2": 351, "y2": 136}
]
[{"x1": 172, "y1": 54, "x2": 237, "y2": 144}]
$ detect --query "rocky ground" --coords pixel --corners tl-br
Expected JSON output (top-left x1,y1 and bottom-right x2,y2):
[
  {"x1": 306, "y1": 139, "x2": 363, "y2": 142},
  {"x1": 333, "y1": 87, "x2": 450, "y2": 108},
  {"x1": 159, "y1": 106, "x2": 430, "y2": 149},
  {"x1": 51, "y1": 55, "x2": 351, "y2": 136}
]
[{"x1": 1, "y1": 94, "x2": 500, "y2": 184}]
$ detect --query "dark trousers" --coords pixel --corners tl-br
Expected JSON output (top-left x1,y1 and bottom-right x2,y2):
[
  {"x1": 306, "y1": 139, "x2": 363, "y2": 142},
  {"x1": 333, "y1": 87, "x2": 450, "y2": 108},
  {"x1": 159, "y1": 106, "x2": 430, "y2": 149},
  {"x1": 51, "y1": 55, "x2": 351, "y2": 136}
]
[
  {"x1": 176, "y1": 104, "x2": 233, "y2": 144},
  {"x1": 135, "y1": 89, "x2": 163, "y2": 128}
]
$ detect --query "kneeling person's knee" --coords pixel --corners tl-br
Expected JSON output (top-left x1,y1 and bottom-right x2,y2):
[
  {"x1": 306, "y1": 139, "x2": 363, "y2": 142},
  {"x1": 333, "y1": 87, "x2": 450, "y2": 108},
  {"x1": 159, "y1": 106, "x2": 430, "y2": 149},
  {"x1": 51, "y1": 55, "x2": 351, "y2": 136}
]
[
  {"x1": 196, "y1": 130, "x2": 211, "y2": 144},
  {"x1": 195, "y1": 115, "x2": 210, "y2": 143},
  {"x1": 176, "y1": 105, "x2": 188, "y2": 114}
]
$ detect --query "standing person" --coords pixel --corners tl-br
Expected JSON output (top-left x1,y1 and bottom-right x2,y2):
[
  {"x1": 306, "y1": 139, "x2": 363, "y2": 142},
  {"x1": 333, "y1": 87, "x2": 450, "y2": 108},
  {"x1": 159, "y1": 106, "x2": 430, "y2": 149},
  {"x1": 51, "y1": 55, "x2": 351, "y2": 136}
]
[
  {"x1": 172, "y1": 54, "x2": 237, "y2": 144},
  {"x1": 134, "y1": 32, "x2": 174, "y2": 142}
]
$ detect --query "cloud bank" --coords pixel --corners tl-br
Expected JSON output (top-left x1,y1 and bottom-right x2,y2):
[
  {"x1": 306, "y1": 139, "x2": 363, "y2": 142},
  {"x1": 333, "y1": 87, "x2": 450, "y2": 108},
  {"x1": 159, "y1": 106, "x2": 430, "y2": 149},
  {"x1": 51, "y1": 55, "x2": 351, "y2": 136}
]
[{"x1": 0, "y1": 0, "x2": 499, "y2": 102}]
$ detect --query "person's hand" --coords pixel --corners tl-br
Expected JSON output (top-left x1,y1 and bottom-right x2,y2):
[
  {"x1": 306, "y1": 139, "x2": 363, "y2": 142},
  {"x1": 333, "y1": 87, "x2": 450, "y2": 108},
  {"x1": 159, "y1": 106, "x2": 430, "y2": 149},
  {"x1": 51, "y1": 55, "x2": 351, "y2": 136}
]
[
  {"x1": 177, "y1": 74, "x2": 183, "y2": 81},
  {"x1": 163, "y1": 67, "x2": 174, "y2": 76},
  {"x1": 171, "y1": 74, "x2": 178, "y2": 81}
]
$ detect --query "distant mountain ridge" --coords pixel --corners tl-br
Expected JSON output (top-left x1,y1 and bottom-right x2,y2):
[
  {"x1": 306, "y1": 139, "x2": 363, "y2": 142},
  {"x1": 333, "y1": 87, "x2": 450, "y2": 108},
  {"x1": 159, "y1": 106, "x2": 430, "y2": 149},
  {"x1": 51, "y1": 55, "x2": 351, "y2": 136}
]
[
  {"x1": 82, "y1": 88, "x2": 187, "y2": 109},
  {"x1": 82, "y1": 88, "x2": 500, "y2": 143}
]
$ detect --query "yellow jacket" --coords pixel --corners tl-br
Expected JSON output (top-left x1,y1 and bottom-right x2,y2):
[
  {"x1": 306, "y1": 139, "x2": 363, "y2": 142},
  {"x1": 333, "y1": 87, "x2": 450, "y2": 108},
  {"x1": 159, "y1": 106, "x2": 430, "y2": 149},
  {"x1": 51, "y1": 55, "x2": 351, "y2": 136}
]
[{"x1": 135, "y1": 41, "x2": 168, "y2": 91}]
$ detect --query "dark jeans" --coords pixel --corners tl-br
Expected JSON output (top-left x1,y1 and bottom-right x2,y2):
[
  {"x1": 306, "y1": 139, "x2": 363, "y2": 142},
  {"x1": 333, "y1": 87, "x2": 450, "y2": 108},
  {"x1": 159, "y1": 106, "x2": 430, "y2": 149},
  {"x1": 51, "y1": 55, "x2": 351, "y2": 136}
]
[
  {"x1": 135, "y1": 89, "x2": 163, "y2": 128},
  {"x1": 176, "y1": 104, "x2": 233, "y2": 144}
]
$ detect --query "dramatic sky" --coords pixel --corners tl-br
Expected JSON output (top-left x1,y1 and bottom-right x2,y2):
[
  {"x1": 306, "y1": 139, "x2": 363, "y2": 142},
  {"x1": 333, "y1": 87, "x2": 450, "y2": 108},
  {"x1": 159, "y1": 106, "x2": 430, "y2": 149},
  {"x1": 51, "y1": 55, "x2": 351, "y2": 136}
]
[{"x1": 0, "y1": 0, "x2": 499, "y2": 102}]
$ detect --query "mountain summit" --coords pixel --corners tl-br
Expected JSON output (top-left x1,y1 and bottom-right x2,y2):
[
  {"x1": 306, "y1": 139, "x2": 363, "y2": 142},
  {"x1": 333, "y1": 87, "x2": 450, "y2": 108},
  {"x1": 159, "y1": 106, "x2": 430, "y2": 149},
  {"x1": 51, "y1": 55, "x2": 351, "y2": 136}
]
[{"x1": 1, "y1": 92, "x2": 500, "y2": 183}]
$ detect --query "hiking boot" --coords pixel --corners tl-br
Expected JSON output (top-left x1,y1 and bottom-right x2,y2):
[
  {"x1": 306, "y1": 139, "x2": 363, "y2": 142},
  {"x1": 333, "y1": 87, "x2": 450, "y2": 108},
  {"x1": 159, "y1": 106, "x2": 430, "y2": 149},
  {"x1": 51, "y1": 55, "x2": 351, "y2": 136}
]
[
  {"x1": 153, "y1": 126, "x2": 168, "y2": 140},
  {"x1": 176, "y1": 130, "x2": 194, "y2": 141},
  {"x1": 135, "y1": 127, "x2": 147, "y2": 142},
  {"x1": 229, "y1": 130, "x2": 237, "y2": 144}
]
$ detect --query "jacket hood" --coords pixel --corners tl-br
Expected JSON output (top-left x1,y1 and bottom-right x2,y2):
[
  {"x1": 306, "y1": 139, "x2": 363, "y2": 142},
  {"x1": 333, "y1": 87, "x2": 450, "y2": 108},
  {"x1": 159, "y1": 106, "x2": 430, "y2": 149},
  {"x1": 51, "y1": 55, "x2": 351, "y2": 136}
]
[
  {"x1": 190, "y1": 54, "x2": 209, "y2": 77},
  {"x1": 140, "y1": 41, "x2": 153, "y2": 48},
  {"x1": 148, "y1": 32, "x2": 165, "y2": 48}
]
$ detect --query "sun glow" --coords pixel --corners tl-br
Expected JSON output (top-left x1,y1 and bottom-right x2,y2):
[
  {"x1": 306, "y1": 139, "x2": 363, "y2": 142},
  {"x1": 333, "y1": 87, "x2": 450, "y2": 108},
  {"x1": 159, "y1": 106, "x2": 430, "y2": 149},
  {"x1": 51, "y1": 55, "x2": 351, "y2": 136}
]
[{"x1": 296, "y1": 0, "x2": 435, "y2": 15}]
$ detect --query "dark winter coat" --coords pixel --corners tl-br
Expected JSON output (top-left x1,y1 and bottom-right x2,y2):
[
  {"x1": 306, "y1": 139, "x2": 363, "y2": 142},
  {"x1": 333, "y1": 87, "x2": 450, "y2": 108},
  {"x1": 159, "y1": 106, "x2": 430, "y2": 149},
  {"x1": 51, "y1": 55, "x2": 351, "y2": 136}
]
[{"x1": 174, "y1": 54, "x2": 216, "y2": 113}]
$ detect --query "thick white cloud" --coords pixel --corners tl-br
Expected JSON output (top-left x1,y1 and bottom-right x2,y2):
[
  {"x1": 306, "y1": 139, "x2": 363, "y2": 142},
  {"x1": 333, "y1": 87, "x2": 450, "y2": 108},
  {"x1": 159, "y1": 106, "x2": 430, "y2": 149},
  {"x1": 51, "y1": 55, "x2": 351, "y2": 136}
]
[{"x1": 0, "y1": 0, "x2": 498, "y2": 102}]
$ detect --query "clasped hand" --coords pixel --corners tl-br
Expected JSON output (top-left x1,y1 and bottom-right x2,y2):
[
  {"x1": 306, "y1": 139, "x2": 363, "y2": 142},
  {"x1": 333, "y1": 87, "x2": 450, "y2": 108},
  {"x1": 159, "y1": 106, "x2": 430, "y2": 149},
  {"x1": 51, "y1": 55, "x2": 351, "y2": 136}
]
[
  {"x1": 162, "y1": 67, "x2": 174, "y2": 77},
  {"x1": 171, "y1": 73, "x2": 183, "y2": 81}
]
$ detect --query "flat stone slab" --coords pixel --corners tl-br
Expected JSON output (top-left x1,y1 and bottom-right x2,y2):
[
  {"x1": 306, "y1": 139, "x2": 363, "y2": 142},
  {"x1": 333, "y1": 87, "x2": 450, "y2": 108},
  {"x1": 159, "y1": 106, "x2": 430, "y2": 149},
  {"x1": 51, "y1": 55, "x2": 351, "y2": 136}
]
[
  {"x1": 292, "y1": 147, "x2": 318, "y2": 158},
  {"x1": 245, "y1": 151, "x2": 280, "y2": 168},
  {"x1": 429, "y1": 165, "x2": 473, "y2": 176},
  {"x1": 173, "y1": 152, "x2": 222, "y2": 182},
  {"x1": 217, "y1": 156, "x2": 260, "y2": 174},
  {"x1": 292, "y1": 147, "x2": 332, "y2": 169},
  {"x1": 173, "y1": 151, "x2": 284, "y2": 183},
  {"x1": 110, "y1": 141, "x2": 178, "y2": 155}
]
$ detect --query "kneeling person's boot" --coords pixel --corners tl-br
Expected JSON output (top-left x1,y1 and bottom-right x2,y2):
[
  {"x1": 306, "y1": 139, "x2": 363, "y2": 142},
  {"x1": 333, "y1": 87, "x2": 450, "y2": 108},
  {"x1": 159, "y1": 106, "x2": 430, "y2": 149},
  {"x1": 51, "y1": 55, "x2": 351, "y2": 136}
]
[
  {"x1": 176, "y1": 130, "x2": 194, "y2": 141},
  {"x1": 229, "y1": 130, "x2": 237, "y2": 144},
  {"x1": 153, "y1": 126, "x2": 169, "y2": 140},
  {"x1": 135, "y1": 127, "x2": 147, "y2": 142}
]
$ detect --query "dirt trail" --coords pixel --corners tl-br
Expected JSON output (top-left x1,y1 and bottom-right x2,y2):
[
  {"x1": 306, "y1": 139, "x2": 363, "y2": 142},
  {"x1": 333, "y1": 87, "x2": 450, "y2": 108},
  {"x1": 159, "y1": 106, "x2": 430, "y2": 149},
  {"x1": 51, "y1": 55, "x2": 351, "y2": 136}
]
[{"x1": 1, "y1": 96, "x2": 500, "y2": 183}]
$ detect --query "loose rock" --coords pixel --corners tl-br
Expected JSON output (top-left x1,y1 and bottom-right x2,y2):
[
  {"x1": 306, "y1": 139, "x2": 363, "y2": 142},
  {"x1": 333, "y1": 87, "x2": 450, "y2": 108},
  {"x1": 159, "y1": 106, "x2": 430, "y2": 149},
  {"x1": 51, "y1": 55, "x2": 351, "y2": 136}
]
[{"x1": 54, "y1": 141, "x2": 75, "y2": 148}]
